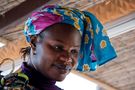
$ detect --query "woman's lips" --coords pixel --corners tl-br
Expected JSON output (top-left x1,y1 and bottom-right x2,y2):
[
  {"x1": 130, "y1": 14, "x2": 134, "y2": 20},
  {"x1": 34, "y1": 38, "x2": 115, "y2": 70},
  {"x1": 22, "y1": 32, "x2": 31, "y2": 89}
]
[{"x1": 52, "y1": 64, "x2": 72, "y2": 74}]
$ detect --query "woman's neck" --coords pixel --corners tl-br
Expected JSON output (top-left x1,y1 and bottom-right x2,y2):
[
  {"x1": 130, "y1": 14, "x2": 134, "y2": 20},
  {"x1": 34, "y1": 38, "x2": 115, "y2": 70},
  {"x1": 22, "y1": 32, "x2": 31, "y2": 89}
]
[{"x1": 21, "y1": 62, "x2": 57, "y2": 89}]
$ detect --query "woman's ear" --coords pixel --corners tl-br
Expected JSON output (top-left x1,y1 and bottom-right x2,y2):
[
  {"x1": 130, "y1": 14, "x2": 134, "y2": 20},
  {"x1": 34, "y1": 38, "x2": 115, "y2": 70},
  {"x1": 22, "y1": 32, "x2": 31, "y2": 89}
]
[{"x1": 30, "y1": 35, "x2": 37, "y2": 55}]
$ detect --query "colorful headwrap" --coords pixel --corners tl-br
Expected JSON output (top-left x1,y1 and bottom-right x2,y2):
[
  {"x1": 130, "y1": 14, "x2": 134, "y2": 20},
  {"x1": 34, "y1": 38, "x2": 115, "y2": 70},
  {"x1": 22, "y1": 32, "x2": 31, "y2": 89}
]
[{"x1": 24, "y1": 5, "x2": 117, "y2": 71}]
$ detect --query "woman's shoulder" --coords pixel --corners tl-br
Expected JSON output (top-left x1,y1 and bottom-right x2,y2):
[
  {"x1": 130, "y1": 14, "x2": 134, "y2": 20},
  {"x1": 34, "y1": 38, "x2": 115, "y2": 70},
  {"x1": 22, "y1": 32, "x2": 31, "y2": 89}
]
[{"x1": 0, "y1": 71, "x2": 37, "y2": 90}]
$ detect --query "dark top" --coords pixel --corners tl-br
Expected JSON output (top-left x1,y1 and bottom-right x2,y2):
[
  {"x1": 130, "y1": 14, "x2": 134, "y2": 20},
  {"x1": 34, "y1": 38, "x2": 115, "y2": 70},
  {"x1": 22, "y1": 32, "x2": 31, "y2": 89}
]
[{"x1": 21, "y1": 62, "x2": 63, "y2": 90}]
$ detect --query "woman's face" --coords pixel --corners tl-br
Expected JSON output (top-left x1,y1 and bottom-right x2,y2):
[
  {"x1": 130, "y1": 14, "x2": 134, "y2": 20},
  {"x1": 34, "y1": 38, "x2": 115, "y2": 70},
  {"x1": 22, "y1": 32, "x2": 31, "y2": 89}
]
[{"x1": 31, "y1": 23, "x2": 81, "y2": 81}]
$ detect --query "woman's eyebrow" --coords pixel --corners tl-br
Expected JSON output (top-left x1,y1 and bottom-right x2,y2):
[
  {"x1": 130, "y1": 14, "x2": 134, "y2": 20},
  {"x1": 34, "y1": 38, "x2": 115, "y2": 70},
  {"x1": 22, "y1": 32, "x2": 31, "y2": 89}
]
[
  {"x1": 48, "y1": 38, "x2": 81, "y2": 47},
  {"x1": 50, "y1": 39, "x2": 64, "y2": 44},
  {"x1": 73, "y1": 45, "x2": 80, "y2": 47},
  {"x1": 46, "y1": 37, "x2": 64, "y2": 43}
]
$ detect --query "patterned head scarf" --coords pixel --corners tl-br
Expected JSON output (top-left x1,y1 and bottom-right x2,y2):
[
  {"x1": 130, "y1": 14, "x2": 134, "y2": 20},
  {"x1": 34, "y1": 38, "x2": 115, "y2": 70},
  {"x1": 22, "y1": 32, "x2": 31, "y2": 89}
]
[{"x1": 24, "y1": 5, "x2": 117, "y2": 71}]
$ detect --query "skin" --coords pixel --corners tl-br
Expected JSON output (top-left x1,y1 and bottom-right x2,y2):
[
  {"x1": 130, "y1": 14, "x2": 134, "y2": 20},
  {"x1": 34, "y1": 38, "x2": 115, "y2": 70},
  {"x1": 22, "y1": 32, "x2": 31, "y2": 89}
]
[{"x1": 28, "y1": 23, "x2": 81, "y2": 81}]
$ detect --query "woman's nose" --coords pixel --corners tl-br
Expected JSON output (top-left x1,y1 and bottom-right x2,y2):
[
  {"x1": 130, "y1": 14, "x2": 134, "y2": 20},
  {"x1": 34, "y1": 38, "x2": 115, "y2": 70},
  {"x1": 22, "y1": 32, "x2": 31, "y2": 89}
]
[{"x1": 59, "y1": 51, "x2": 72, "y2": 64}]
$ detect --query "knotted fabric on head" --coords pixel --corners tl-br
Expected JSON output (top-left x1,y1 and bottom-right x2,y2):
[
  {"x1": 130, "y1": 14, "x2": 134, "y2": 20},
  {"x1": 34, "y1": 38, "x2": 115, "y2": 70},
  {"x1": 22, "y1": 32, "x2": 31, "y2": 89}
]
[{"x1": 24, "y1": 5, "x2": 117, "y2": 71}]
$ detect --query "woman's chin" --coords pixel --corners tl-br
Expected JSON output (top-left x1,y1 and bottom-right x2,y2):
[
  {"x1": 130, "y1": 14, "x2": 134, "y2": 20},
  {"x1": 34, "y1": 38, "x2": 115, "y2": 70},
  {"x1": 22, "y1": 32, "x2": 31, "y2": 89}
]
[
  {"x1": 55, "y1": 75, "x2": 67, "y2": 81},
  {"x1": 54, "y1": 71, "x2": 70, "y2": 81}
]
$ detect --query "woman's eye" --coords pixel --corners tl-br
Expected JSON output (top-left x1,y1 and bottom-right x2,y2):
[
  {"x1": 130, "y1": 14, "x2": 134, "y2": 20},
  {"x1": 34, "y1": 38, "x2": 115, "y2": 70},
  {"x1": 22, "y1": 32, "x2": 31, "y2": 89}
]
[
  {"x1": 70, "y1": 50, "x2": 79, "y2": 55},
  {"x1": 53, "y1": 45, "x2": 63, "y2": 52}
]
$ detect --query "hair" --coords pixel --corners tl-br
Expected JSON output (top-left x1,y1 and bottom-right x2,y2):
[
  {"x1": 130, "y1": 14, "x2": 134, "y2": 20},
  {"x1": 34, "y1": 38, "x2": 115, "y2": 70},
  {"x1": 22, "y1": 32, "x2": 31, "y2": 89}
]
[
  {"x1": 20, "y1": 31, "x2": 46, "y2": 60},
  {"x1": 20, "y1": 46, "x2": 31, "y2": 61}
]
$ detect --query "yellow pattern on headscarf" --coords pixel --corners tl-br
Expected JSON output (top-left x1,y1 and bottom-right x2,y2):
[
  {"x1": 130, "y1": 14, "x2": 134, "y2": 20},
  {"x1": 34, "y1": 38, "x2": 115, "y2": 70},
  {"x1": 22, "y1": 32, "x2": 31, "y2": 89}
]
[
  {"x1": 53, "y1": 9, "x2": 62, "y2": 16},
  {"x1": 85, "y1": 16, "x2": 91, "y2": 24},
  {"x1": 102, "y1": 29, "x2": 107, "y2": 36},
  {"x1": 85, "y1": 34, "x2": 89, "y2": 44},
  {"x1": 64, "y1": 10, "x2": 71, "y2": 16},
  {"x1": 90, "y1": 29, "x2": 94, "y2": 38},
  {"x1": 83, "y1": 64, "x2": 90, "y2": 71},
  {"x1": 96, "y1": 28, "x2": 99, "y2": 34},
  {"x1": 72, "y1": 17, "x2": 80, "y2": 30},
  {"x1": 85, "y1": 16, "x2": 91, "y2": 30},
  {"x1": 100, "y1": 40, "x2": 107, "y2": 48}
]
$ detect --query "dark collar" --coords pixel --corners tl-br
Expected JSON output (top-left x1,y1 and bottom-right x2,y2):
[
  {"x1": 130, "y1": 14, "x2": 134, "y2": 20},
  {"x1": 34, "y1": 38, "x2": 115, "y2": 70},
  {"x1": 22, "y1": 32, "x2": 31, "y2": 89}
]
[{"x1": 21, "y1": 62, "x2": 62, "y2": 90}]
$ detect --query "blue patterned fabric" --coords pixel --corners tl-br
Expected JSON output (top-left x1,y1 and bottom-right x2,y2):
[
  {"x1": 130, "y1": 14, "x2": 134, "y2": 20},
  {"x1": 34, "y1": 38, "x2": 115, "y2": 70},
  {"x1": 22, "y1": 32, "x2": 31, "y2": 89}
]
[{"x1": 23, "y1": 5, "x2": 117, "y2": 71}]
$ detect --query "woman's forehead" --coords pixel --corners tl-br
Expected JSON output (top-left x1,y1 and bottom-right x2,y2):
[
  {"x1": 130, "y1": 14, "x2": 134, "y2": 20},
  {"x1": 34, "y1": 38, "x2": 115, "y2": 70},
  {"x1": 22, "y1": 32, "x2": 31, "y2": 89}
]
[
  {"x1": 41, "y1": 23, "x2": 81, "y2": 46},
  {"x1": 44, "y1": 23, "x2": 79, "y2": 32}
]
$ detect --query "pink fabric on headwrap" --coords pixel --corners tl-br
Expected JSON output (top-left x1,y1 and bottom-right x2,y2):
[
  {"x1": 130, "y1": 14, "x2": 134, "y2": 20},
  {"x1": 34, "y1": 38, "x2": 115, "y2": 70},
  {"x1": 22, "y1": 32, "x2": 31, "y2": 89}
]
[{"x1": 29, "y1": 12, "x2": 62, "y2": 33}]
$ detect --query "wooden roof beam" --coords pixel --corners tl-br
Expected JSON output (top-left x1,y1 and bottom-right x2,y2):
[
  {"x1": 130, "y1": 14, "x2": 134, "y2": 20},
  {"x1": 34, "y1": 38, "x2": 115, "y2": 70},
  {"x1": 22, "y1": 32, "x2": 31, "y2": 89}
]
[{"x1": 0, "y1": 0, "x2": 50, "y2": 32}]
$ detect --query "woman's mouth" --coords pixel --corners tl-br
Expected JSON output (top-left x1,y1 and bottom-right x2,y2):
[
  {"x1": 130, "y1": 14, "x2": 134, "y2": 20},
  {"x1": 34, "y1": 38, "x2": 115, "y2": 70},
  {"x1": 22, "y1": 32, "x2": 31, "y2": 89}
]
[{"x1": 52, "y1": 64, "x2": 72, "y2": 74}]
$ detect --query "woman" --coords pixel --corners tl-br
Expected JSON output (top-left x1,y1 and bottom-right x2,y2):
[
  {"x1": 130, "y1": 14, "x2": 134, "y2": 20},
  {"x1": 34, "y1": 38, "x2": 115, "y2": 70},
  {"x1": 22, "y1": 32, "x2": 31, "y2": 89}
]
[{"x1": 0, "y1": 5, "x2": 117, "y2": 90}]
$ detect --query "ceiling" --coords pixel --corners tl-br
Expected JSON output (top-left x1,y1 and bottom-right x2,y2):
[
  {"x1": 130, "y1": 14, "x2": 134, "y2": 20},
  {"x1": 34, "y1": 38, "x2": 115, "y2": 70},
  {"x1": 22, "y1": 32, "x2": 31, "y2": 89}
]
[{"x1": 0, "y1": 0, "x2": 135, "y2": 90}]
